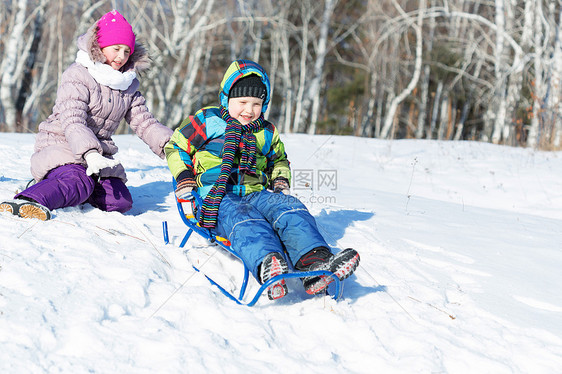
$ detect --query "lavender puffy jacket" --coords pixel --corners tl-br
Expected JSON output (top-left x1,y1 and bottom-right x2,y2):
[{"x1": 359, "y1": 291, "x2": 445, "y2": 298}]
[{"x1": 30, "y1": 24, "x2": 172, "y2": 182}]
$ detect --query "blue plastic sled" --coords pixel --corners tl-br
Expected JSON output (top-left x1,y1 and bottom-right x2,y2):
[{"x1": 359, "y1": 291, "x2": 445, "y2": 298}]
[{"x1": 163, "y1": 183, "x2": 343, "y2": 306}]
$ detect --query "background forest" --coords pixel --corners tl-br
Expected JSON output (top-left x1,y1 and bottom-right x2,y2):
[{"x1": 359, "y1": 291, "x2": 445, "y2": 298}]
[{"x1": 1, "y1": 0, "x2": 561, "y2": 149}]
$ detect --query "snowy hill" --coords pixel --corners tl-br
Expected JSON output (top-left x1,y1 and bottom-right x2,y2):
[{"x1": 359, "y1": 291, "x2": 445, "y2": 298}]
[{"x1": 1, "y1": 133, "x2": 561, "y2": 373}]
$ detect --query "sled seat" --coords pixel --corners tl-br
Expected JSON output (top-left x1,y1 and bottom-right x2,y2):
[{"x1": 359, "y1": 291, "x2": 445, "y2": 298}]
[{"x1": 163, "y1": 181, "x2": 342, "y2": 306}]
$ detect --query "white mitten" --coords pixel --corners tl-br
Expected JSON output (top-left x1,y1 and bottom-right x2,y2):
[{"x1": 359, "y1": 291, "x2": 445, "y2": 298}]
[{"x1": 85, "y1": 152, "x2": 120, "y2": 176}]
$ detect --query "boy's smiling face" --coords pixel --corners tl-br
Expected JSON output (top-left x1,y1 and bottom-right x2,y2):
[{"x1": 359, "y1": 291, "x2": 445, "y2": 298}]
[{"x1": 228, "y1": 97, "x2": 263, "y2": 125}]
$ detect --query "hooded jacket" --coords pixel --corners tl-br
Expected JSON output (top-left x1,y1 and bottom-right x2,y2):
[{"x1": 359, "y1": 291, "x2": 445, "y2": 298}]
[
  {"x1": 30, "y1": 22, "x2": 172, "y2": 182},
  {"x1": 165, "y1": 60, "x2": 291, "y2": 198}
]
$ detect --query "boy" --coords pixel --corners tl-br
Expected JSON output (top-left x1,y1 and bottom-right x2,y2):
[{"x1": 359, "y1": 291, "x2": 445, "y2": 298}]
[{"x1": 165, "y1": 60, "x2": 359, "y2": 300}]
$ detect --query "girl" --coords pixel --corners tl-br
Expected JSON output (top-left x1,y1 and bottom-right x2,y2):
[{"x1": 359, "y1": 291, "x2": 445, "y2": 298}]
[{"x1": 0, "y1": 10, "x2": 172, "y2": 221}]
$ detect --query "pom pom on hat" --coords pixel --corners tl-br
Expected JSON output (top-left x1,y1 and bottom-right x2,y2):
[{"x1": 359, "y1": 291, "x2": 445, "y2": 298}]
[
  {"x1": 97, "y1": 10, "x2": 135, "y2": 55},
  {"x1": 229, "y1": 75, "x2": 267, "y2": 101}
]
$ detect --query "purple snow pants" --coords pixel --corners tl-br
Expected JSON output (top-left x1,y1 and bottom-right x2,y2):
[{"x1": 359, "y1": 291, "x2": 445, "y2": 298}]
[{"x1": 15, "y1": 164, "x2": 133, "y2": 213}]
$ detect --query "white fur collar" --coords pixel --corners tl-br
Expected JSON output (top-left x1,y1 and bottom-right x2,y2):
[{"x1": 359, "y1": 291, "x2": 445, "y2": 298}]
[{"x1": 75, "y1": 50, "x2": 136, "y2": 90}]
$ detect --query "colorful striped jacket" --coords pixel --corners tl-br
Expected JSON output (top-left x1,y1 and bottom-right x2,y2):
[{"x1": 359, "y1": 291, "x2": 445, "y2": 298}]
[{"x1": 165, "y1": 60, "x2": 291, "y2": 198}]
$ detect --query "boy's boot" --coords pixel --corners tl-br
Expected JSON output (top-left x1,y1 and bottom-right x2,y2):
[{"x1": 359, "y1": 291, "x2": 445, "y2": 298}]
[
  {"x1": 296, "y1": 247, "x2": 360, "y2": 295},
  {"x1": 0, "y1": 199, "x2": 51, "y2": 221},
  {"x1": 259, "y1": 252, "x2": 289, "y2": 300}
]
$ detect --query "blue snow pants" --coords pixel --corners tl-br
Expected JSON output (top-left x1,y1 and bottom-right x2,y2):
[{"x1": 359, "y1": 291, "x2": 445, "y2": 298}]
[{"x1": 210, "y1": 189, "x2": 329, "y2": 280}]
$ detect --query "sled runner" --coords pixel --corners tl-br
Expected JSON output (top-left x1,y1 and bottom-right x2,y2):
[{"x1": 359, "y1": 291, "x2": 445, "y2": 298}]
[{"x1": 162, "y1": 181, "x2": 343, "y2": 306}]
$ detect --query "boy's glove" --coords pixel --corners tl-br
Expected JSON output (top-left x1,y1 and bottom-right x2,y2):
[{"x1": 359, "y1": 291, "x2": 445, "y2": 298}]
[
  {"x1": 85, "y1": 152, "x2": 120, "y2": 176},
  {"x1": 273, "y1": 177, "x2": 290, "y2": 194},
  {"x1": 175, "y1": 178, "x2": 197, "y2": 201}
]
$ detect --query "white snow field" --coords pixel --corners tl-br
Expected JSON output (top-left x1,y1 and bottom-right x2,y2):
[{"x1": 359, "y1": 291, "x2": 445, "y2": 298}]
[{"x1": 1, "y1": 133, "x2": 561, "y2": 373}]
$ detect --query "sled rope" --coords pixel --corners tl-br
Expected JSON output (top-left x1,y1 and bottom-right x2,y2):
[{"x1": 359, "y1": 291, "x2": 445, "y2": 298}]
[
  {"x1": 148, "y1": 247, "x2": 219, "y2": 319},
  {"x1": 131, "y1": 217, "x2": 171, "y2": 267},
  {"x1": 17, "y1": 220, "x2": 39, "y2": 239},
  {"x1": 408, "y1": 296, "x2": 456, "y2": 320}
]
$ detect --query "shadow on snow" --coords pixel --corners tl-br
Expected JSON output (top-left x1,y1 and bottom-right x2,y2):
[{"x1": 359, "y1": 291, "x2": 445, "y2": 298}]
[
  {"x1": 127, "y1": 180, "x2": 173, "y2": 214},
  {"x1": 315, "y1": 208, "x2": 375, "y2": 246}
]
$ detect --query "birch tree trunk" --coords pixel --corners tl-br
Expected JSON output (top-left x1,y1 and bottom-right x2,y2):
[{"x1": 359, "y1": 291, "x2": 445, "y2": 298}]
[
  {"x1": 382, "y1": 34, "x2": 398, "y2": 139},
  {"x1": 552, "y1": 6, "x2": 562, "y2": 148},
  {"x1": 437, "y1": 91, "x2": 449, "y2": 140},
  {"x1": 0, "y1": 0, "x2": 28, "y2": 131},
  {"x1": 23, "y1": 12, "x2": 58, "y2": 129},
  {"x1": 307, "y1": 0, "x2": 337, "y2": 135},
  {"x1": 502, "y1": 0, "x2": 529, "y2": 146},
  {"x1": 358, "y1": 0, "x2": 381, "y2": 138},
  {"x1": 362, "y1": 69, "x2": 378, "y2": 138},
  {"x1": 381, "y1": 0, "x2": 425, "y2": 139},
  {"x1": 273, "y1": 8, "x2": 294, "y2": 133},
  {"x1": 374, "y1": 81, "x2": 384, "y2": 138},
  {"x1": 292, "y1": 1, "x2": 312, "y2": 133},
  {"x1": 527, "y1": 0, "x2": 545, "y2": 148},
  {"x1": 454, "y1": 101, "x2": 470, "y2": 140},
  {"x1": 428, "y1": 81, "x2": 443, "y2": 139},
  {"x1": 490, "y1": 0, "x2": 507, "y2": 144},
  {"x1": 416, "y1": 65, "x2": 430, "y2": 139},
  {"x1": 542, "y1": 1, "x2": 562, "y2": 148},
  {"x1": 416, "y1": 6, "x2": 436, "y2": 139},
  {"x1": 15, "y1": 3, "x2": 44, "y2": 132}
]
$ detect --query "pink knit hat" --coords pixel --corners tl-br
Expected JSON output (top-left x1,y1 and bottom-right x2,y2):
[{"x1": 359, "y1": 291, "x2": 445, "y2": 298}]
[{"x1": 97, "y1": 10, "x2": 135, "y2": 55}]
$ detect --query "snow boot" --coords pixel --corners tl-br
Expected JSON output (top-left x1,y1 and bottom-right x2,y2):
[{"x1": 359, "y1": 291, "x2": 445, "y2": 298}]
[
  {"x1": 300, "y1": 248, "x2": 360, "y2": 295},
  {"x1": 0, "y1": 199, "x2": 51, "y2": 221},
  {"x1": 259, "y1": 252, "x2": 289, "y2": 300}
]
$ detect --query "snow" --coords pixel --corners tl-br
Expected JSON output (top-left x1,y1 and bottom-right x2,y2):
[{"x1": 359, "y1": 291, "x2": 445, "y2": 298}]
[{"x1": 1, "y1": 132, "x2": 562, "y2": 373}]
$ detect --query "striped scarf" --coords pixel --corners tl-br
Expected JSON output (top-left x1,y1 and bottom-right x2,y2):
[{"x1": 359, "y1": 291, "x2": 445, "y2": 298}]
[{"x1": 199, "y1": 106, "x2": 265, "y2": 228}]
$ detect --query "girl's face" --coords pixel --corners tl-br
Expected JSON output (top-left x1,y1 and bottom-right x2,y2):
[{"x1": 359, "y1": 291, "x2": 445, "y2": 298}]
[
  {"x1": 228, "y1": 97, "x2": 263, "y2": 125},
  {"x1": 101, "y1": 44, "x2": 131, "y2": 70}
]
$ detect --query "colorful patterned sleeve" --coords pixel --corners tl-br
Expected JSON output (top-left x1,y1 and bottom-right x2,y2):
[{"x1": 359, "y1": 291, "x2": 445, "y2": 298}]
[
  {"x1": 165, "y1": 112, "x2": 207, "y2": 181},
  {"x1": 267, "y1": 127, "x2": 291, "y2": 183}
]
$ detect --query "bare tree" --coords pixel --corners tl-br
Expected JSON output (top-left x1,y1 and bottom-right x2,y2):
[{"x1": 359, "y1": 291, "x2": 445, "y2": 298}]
[
  {"x1": 527, "y1": 0, "x2": 544, "y2": 148},
  {"x1": 416, "y1": 7, "x2": 435, "y2": 140},
  {"x1": 270, "y1": 7, "x2": 296, "y2": 133},
  {"x1": 2, "y1": 0, "x2": 562, "y2": 150},
  {"x1": 15, "y1": 0, "x2": 48, "y2": 132},
  {"x1": 551, "y1": 5, "x2": 562, "y2": 148},
  {"x1": 291, "y1": 0, "x2": 313, "y2": 133},
  {"x1": 488, "y1": 0, "x2": 508, "y2": 144},
  {"x1": 306, "y1": 0, "x2": 337, "y2": 134},
  {"x1": 380, "y1": 0, "x2": 425, "y2": 139},
  {"x1": 1, "y1": 0, "x2": 30, "y2": 131}
]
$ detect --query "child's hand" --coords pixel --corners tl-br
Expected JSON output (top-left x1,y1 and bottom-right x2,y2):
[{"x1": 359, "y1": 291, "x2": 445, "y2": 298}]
[
  {"x1": 85, "y1": 152, "x2": 120, "y2": 176},
  {"x1": 175, "y1": 178, "x2": 197, "y2": 201},
  {"x1": 273, "y1": 177, "x2": 290, "y2": 195}
]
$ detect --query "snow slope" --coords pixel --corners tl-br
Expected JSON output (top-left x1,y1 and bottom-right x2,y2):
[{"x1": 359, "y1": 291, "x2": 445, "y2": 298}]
[{"x1": 1, "y1": 133, "x2": 561, "y2": 373}]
